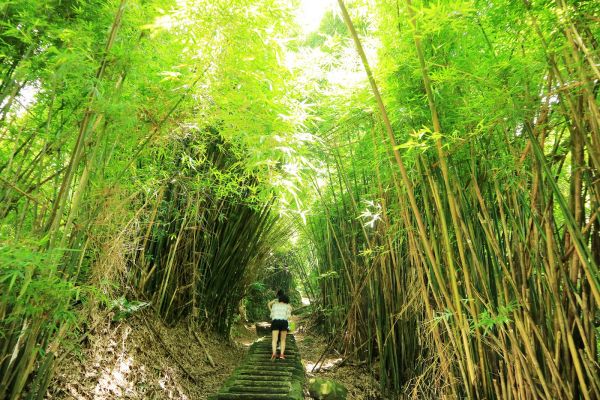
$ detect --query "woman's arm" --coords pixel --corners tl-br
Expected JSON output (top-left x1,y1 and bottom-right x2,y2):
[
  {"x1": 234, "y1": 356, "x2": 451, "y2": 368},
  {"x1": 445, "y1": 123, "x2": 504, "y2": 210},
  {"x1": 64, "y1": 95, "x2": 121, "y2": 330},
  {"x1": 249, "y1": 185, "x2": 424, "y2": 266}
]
[{"x1": 267, "y1": 299, "x2": 276, "y2": 310}]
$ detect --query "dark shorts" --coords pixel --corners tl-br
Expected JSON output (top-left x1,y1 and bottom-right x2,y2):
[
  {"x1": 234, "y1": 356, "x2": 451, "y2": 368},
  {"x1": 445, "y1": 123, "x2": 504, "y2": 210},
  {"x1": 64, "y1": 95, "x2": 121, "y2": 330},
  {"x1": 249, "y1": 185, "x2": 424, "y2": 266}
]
[{"x1": 271, "y1": 319, "x2": 289, "y2": 331}]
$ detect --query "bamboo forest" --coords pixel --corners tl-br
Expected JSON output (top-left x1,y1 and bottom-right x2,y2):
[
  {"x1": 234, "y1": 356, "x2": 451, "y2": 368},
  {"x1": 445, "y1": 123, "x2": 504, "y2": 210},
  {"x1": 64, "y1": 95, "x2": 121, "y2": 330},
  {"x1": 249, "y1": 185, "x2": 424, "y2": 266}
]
[{"x1": 1, "y1": 0, "x2": 599, "y2": 399}]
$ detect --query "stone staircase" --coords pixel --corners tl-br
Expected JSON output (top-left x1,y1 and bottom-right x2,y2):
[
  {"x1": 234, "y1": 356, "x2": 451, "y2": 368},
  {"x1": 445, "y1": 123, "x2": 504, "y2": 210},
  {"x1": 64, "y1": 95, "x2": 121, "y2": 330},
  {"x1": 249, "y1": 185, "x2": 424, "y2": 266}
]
[{"x1": 209, "y1": 335, "x2": 304, "y2": 399}]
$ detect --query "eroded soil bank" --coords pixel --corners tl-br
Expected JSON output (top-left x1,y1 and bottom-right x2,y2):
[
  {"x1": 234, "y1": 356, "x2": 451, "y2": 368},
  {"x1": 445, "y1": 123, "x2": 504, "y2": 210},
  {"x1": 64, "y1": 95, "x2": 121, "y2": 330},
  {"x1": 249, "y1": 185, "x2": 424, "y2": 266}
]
[{"x1": 47, "y1": 311, "x2": 247, "y2": 400}]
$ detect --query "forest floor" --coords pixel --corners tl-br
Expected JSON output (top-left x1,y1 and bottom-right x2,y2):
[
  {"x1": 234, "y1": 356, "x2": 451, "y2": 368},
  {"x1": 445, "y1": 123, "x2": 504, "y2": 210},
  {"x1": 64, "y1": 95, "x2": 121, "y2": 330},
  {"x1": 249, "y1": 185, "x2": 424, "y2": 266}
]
[
  {"x1": 47, "y1": 311, "x2": 381, "y2": 399},
  {"x1": 47, "y1": 310, "x2": 247, "y2": 400}
]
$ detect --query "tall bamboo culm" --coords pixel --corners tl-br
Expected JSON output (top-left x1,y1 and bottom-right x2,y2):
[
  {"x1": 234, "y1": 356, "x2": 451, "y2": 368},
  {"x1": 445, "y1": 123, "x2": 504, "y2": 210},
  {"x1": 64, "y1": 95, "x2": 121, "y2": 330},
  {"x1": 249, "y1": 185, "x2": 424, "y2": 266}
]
[{"x1": 306, "y1": 0, "x2": 600, "y2": 398}]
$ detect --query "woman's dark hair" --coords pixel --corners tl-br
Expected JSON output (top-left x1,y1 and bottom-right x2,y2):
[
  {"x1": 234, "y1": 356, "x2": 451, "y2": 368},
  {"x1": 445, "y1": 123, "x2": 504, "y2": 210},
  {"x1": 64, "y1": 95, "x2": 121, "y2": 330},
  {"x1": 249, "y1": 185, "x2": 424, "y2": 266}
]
[{"x1": 278, "y1": 294, "x2": 290, "y2": 304}]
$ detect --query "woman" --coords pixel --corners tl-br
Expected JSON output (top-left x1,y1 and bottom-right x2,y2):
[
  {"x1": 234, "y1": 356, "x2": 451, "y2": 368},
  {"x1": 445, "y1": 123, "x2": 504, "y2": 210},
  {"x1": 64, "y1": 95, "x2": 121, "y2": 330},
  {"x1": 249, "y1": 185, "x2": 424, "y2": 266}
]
[{"x1": 268, "y1": 292, "x2": 292, "y2": 359}]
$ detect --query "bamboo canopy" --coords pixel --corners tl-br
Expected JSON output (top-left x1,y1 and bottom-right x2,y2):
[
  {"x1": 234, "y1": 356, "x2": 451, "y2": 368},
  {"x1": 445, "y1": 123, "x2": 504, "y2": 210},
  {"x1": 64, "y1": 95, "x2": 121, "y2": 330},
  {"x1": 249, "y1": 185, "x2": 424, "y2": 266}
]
[{"x1": 0, "y1": 0, "x2": 598, "y2": 398}]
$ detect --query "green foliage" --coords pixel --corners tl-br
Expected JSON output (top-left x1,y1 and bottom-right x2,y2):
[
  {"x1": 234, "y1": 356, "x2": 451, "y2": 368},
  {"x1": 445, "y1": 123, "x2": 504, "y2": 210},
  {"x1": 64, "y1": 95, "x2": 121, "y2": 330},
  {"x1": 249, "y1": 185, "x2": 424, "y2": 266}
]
[
  {"x1": 263, "y1": 251, "x2": 303, "y2": 307},
  {"x1": 308, "y1": 377, "x2": 348, "y2": 400},
  {"x1": 470, "y1": 301, "x2": 520, "y2": 337},
  {"x1": 109, "y1": 296, "x2": 150, "y2": 322},
  {"x1": 0, "y1": 239, "x2": 79, "y2": 329},
  {"x1": 0, "y1": 237, "x2": 82, "y2": 399},
  {"x1": 244, "y1": 282, "x2": 272, "y2": 322}
]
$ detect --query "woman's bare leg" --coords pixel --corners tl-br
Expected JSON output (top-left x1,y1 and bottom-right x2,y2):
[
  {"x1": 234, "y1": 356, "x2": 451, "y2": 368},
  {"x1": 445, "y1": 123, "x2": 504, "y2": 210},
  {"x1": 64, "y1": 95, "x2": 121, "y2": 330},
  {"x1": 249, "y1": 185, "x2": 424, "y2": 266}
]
[
  {"x1": 280, "y1": 330, "x2": 288, "y2": 357},
  {"x1": 271, "y1": 330, "x2": 279, "y2": 357}
]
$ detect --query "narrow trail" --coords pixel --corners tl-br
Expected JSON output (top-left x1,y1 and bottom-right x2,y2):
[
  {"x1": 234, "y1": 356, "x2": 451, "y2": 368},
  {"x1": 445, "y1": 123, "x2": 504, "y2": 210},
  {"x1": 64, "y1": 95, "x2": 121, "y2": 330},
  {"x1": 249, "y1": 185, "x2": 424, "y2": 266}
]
[{"x1": 210, "y1": 335, "x2": 304, "y2": 399}]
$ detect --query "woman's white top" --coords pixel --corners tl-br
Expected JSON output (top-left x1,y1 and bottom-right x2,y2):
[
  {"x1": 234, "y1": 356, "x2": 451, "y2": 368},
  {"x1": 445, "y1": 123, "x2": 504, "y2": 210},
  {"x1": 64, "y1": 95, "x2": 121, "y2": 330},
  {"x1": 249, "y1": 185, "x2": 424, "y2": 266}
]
[{"x1": 271, "y1": 302, "x2": 292, "y2": 320}]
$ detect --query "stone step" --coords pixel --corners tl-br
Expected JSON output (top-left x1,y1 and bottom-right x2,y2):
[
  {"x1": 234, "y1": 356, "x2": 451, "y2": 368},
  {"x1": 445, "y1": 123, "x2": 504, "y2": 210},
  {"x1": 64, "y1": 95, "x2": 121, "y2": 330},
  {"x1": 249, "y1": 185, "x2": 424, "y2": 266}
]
[
  {"x1": 238, "y1": 365, "x2": 297, "y2": 372},
  {"x1": 244, "y1": 361, "x2": 298, "y2": 366},
  {"x1": 253, "y1": 342, "x2": 297, "y2": 346},
  {"x1": 250, "y1": 346, "x2": 298, "y2": 351},
  {"x1": 254, "y1": 342, "x2": 298, "y2": 346},
  {"x1": 246, "y1": 359, "x2": 298, "y2": 364},
  {"x1": 213, "y1": 394, "x2": 291, "y2": 400},
  {"x1": 211, "y1": 333, "x2": 303, "y2": 400},
  {"x1": 252, "y1": 343, "x2": 298, "y2": 348},
  {"x1": 248, "y1": 361, "x2": 299, "y2": 367},
  {"x1": 232, "y1": 380, "x2": 291, "y2": 388},
  {"x1": 248, "y1": 359, "x2": 298, "y2": 364},
  {"x1": 247, "y1": 358, "x2": 298, "y2": 363},
  {"x1": 229, "y1": 386, "x2": 290, "y2": 394},
  {"x1": 250, "y1": 355, "x2": 298, "y2": 360},
  {"x1": 248, "y1": 353, "x2": 298, "y2": 358},
  {"x1": 230, "y1": 375, "x2": 290, "y2": 382},
  {"x1": 237, "y1": 370, "x2": 293, "y2": 377}
]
